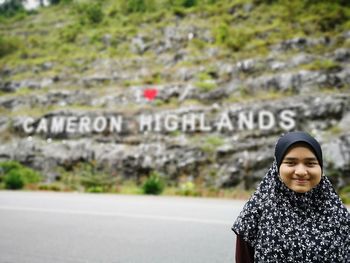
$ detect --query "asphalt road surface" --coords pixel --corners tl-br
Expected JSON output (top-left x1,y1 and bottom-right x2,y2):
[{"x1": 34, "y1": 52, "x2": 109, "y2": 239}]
[{"x1": 0, "y1": 191, "x2": 245, "y2": 263}]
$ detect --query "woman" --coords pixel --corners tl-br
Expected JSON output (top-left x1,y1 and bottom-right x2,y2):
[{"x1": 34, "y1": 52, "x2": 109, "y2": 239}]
[{"x1": 232, "y1": 131, "x2": 350, "y2": 262}]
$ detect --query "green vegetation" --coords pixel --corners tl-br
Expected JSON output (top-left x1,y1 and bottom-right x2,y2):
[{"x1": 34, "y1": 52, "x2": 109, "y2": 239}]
[
  {"x1": 213, "y1": 23, "x2": 254, "y2": 52},
  {"x1": 79, "y1": 164, "x2": 116, "y2": 193},
  {"x1": 0, "y1": 35, "x2": 22, "y2": 58},
  {"x1": 301, "y1": 59, "x2": 342, "y2": 71},
  {"x1": 195, "y1": 71, "x2": 217, "y2": 92},
  {"x1": 142, "y1": 171, "x2": 165, "y2": 195},
  {"x1": 0, "y1": 159, "x2": 254, "y2": 199},
  {"x1": 327, "y1": 124, "x2": 343, "y2": 135},
  {"x1": 58, "y1": 162, "x2": 117, "y2": 193},
  {"x1": 117, "y1": 180, "x2": 143, "y2": 195},
  {"x1": 340, "y1": 186, "x2": 350, "y2": 205},
  {"x1": 0, "y1": 0, "x2": 25, "y2": 18},
  {"x1": 177, "y1": 181, "x2": 199, "y2": 196},
  {"x1": 0, "y1": 0, "x2": 348, "y2": 111},
  {"x1": 59, "y1": 24, "x2": 82, "y2": 43},
  {"x1": 198, "y1": 135, "x2": 225, "y2": 154},
  {"x1": 75, "y1": 1, "x2": 104, "y2": 24},
  {"x1": 0, "y1": 0, "x2": 349, "y2": 68},
  {"x1": 0, "y1": 161, "x2": 42, "y2": 189},
  {"x1": 120, "y1": 0, "x2": 156, "y2": 14},
  {"x1": 38, "y1": 182, "x2": 65, "y2": 191}
]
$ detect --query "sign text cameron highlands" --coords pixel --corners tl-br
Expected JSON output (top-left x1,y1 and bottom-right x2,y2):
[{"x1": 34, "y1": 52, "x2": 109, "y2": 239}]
[{"x1": 22, "y1": 110, "x2": 296, "y2": 135}]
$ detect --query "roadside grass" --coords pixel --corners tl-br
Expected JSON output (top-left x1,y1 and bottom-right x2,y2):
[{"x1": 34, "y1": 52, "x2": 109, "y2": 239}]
[
  {"x1": 0, "y1": 161, "x2": 347, "y2": 203},
  {"x1": 22, "y1": 180, "x2": 254, "y2": 200},
  {"x1": 0, "y1": 161, "x2": 254, "y2": 200}
]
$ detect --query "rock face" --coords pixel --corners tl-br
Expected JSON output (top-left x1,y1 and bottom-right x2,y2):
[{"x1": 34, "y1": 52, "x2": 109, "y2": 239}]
[
  {"x1": 1, "y1": 28, "x2": 350, "y2": 191},
  {"x1": 1, "y1": 92, "x2": 349, "y2": 189}
]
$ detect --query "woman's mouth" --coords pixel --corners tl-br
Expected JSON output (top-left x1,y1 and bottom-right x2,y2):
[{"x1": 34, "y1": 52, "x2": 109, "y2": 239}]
[{"x1": 294, "y1": 178, "x2": 309, "y2": 184}]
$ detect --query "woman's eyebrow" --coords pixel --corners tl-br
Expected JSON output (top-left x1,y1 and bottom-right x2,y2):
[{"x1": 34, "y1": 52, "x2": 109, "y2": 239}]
[
  {"x1": 283, "y1": 157, "x2": 318, "y2": 161},
  {"x1": 283, "y1": 157, "x2": 298, "y2": 161},
  {"x1": 304, "y1": 157, "x2": 318, "y2": 161}
]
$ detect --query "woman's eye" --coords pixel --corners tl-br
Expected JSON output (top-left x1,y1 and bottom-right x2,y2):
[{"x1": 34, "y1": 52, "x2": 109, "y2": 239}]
[
  {"x1": 283, "y1": 162, "x2": 295, "y2": 166},
  {"x1": 306, "y1": 162, "x2": 318, "y2": 167}
]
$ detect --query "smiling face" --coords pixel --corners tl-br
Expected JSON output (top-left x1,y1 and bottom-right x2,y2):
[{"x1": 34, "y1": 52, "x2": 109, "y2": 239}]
[{"x1": 279, "y1": 143, "x2": 322, "y2": 193}]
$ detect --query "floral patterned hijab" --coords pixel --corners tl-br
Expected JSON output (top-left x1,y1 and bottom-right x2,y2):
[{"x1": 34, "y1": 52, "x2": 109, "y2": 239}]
[{"x1": 232, "y1": 132, "x2": 350, "y2": 262}]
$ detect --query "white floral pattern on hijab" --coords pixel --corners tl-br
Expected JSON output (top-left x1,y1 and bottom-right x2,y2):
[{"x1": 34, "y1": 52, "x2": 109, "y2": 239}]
[{"x1": 232, "y1": 161, "x2": 350, "y2": 262}]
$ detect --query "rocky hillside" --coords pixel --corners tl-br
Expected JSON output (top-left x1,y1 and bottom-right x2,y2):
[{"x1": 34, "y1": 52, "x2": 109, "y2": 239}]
[{"x1": 0, "y1": 0, "x2": 349, "y2": 192}]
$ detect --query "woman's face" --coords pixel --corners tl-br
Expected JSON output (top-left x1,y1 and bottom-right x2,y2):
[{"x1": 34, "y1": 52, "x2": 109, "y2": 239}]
[{"x1": 279, "y1": 144, "x2": 322, "y2": 193}]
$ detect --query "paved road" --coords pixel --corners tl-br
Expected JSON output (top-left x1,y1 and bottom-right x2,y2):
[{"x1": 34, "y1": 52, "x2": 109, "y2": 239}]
[{"x1": 0, "y1": 191, "x2": 246, "y2": 263}]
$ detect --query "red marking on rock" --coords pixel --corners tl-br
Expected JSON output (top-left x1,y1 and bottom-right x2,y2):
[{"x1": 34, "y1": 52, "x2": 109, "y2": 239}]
[{"x1": 143, "y1": 89, "x2": 158, "y2": 100}]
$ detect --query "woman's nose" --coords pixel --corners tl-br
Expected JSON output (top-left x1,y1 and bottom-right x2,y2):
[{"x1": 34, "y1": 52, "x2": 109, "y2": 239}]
[{"x1": 295, "y1": 164, "x2": 307, "y2": 176}]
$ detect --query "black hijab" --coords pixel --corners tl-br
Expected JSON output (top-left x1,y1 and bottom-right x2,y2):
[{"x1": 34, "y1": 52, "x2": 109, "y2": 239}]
[
  {"x1": 232, "y1": 132, "x2": 350, "y2": 262},
  {"x1": 274, "y1": 131, "x2": 323, "y2": 171}
]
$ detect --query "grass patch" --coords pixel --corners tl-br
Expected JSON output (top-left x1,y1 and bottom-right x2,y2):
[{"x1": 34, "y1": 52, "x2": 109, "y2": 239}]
[
  {"x1": 195, "y1": 71, "x2": 217, "y2": 92},
  {"x1": 57, "y1": 162, "x2": 117, "y2": 193},
  {"x1": 193, "y1": 134, "x2": 225, "y2": 154},
  {"x1": 117, "y1": 180, "x2": 143, "y2": 195},
  {"x1": 0, "y1": 35, "x2": 23, "y2": 58},
  {"x1": 223, "y1": 88, "x2": 292, "y2": 105},
  {"x1": 325, "y1": 124, "x2": 343, "y2": 136},
  {"x1": 37, "y1": 182, "x2": 67, "y2": 191},
  {"x1": 301, "y1": 59, "x2": 342, "y2": 71}
]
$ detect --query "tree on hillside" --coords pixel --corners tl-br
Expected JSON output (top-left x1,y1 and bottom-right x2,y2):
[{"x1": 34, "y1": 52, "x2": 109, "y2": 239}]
[{"x1": 0, "y1": 0, "x2": 25, "y2": 16}]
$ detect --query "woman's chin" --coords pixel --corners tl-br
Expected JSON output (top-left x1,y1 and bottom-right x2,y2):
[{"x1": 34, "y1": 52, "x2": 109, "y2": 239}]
[{"x1": 289, "y1": 184, "x2": 311, "y2": 193}]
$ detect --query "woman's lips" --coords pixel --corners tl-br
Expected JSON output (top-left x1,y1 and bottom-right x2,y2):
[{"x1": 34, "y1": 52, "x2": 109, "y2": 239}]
[{"x1": 294, "y1": 178, "x2": 309, "y2": 184}]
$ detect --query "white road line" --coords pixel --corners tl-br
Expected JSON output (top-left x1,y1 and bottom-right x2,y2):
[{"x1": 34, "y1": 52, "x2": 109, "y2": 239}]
[{"x1": 0, "y1": 206, "x2": 233, "y2": 226}]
